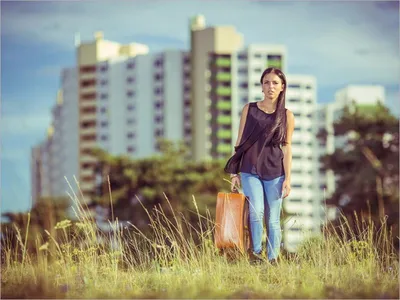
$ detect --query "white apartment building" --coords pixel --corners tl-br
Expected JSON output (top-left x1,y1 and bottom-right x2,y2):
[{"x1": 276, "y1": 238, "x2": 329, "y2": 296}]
[
  {"x1": 281, "y1": 75, "x2": 320, "y2": 252},
  {"x1": 31, "y1": 32, "x2": 191, "y2": 202}
]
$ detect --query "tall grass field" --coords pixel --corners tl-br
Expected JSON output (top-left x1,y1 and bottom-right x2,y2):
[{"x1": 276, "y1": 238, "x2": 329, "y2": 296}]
[{"x1": 1, "y1": 185, "x2": 399, "y2": 299}]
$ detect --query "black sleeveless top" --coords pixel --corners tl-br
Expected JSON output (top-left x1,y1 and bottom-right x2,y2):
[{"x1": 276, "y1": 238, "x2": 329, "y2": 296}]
[{"x1": 239, "y1": 102, "x2": 285, "y2": 181}]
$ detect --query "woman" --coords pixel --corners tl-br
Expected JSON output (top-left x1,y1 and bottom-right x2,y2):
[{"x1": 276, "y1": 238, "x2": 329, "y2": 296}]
[{"x1": 224, "y1": 67, "x2": 295, "y2": 264}]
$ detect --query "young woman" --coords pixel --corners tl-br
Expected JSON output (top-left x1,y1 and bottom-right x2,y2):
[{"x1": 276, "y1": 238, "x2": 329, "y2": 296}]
[{"x1": 224, "y1": 67, "x2": 295, "y2": 264}]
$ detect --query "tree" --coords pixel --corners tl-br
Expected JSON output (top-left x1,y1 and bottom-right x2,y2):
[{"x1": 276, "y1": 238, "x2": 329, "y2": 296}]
[
  {"x1": 91, "y1": 139, "x2": 230, "y2": 234},
  {"x1": 319, "y1": 102, "x2": 399, "y2": 246}
]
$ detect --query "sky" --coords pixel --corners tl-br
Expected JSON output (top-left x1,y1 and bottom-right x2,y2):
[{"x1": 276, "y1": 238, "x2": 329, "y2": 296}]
[{"x1": 1, "y1": 0, "x2": 399, "y2": 215}]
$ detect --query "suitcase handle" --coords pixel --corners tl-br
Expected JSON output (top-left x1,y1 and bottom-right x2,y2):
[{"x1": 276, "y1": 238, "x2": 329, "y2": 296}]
[{"x1": 232, "y1": 187, "x2": 239, "y2": 194}]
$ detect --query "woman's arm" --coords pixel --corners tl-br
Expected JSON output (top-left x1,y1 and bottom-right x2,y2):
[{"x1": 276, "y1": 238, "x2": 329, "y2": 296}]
[
  {"x1": 230, "y1": 103, "x2": 249, "y2": 178},
  {"x1": 282, "y1": 109, "x2": 295, "y2": 198},
  {"x1": 232, "y1": 103, "x2": 249, "y2": 155}
]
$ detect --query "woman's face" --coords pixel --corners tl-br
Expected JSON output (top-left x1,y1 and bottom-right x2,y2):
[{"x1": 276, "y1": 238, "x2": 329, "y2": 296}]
[{"x1": 262, "y1": 72, "x2": 284, "y2": 100}]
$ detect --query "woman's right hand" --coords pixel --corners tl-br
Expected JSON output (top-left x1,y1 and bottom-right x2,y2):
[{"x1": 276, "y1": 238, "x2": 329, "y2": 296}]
[{"x1": 231, "y1": 175, "x2": 241, "y2": 192}]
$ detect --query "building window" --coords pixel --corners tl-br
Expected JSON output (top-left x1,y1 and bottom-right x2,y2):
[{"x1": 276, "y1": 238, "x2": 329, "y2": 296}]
[
  {"x1": 82, "y1": 93, "x2": 96, "y2": 100},
  {"x1": 238, "y1": 53, "x2": 247, "y2": 60},
  {"x1": 81, "y1": 107, "x2": 96, "y2": 114},
  {"x1": 80, "y1": 65, "x2": 96, "y2": 73},
  {"x1": 290, "y1": 198, "x2": 302, "y2": 202},
  {"x1": 155, "y1": 115, "x2": 163, "y2": 123},
  {"x1": 267, "y1": 54, "x2": 282, "y2": 69},
  {"x1": 154, "y1": 87, "x2": 163, "y2": 95},
  {"x1": 100, "y1": 135, "x2": 108, "y2": 141},
  {"x1": 288, "y1": 84, "x2": 301, "y2": 89},
  {"x1": 81, "y1": 79, "x2": 96, "y2": 88},
  {"x1": 127, "y1": 132, "x2": 135, "y2": 139},
  {"x1": 127, "y1": 146, "x2": 135, "y2": 153},
  {"x1": 100, "y1": 121, "x2": 108, "y2": 127},
  {"x1": 127, "y1": 90, "x2": 135, "y2": 97},
  {"x1": 183, "y1": 56, "x2": 190, "y2": 64},
  {"x1": 155, "y1": 129, "x2": 163, "y2": 137},
  {"x1": 289, "y1": 98, "x2": 301, "y2": 103},
  {"x1": 155, "y1": 101, "x2": 163, "y2": 109},
  {"x1": 184, "y1": 98, "x2": 191, "y2": 107},
  {"x1": 238, "y1": 68, "x2": 247, "y2": 74},
  {"x1": 100, "y1": 94, "x2": 108, "y2": 100},
  {"x1": 154, "y1": 73, "x2": 163, "y2": 81},
  {"x1": 254, "y1": 53, "x2": 262, "y2": 59},
  {"x1": 254, "y1": 68, "x2": 262, "y2": 73},
  {"x1": 127, "y1": 118, "x2": 135, "y2": 125},
  {"x1": 100, "y1": 107, "x2": 107, "y2": 114},
  {"x1": 127, "y1": 62, "x2": 135, "y2": 69},
  {"x1": 100, "y1": 79, "x2": 107, "y2": 86},
  {"x1": 127, "y1": 104, "x2": 134, "y2": 111},
  {"x1": 127, "y1": 77, "x2": 135, "y2": 84},
  {"x1": 100, "y1": 65, "x2": 108, "y2": 72},
  {"x1": 240, "y1": 82, "x2": 248, "y2": 89},
  {"x1": 184, "y1": 85, "x2": 190, "y2": 93},
  {"x1": 154, "y1": 58, "x2": 163, "y2": 68}
]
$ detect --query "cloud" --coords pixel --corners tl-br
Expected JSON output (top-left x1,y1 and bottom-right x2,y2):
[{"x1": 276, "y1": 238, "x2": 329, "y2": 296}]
[{"x1": 2, "y1": 0, "x2": 398, "y2": 89}]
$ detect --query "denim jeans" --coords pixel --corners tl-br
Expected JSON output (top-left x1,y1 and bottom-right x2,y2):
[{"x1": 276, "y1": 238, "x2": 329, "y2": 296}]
[{"x1": 240, "y1": 172, "x2": 285, "y2": 260}]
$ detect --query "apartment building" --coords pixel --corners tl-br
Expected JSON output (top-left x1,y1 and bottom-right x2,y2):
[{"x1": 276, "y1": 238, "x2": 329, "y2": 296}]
[
  {"x1": 281, "y1": 75, "x2": 320, "y2": 252},
  {"x1": 190, "y1": 14, "x2": 244, "y2": 161},
  {"x1": 31, "y1": 32, "x2": 192, "y2": 202},
  {"x1": 30, "y1": 126, "x2": 54, "y2": 203}
]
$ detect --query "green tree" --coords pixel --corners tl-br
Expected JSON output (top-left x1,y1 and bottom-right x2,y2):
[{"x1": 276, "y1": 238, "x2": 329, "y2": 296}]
[
  {"x1": 319, "y1": 102, "x2": 399, "y2": 246},
  {"x1": 91, "y1": 139, "x2": 230, "y2": 233}
]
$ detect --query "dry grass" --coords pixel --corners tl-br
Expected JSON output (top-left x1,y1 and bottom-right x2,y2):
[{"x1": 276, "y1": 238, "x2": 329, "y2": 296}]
[{"x1": 1, "y1": 180, "x2": 399, "y2": 299}]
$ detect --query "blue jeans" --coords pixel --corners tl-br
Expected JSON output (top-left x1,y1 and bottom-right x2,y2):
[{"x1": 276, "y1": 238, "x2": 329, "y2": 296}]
[{"x1": 240, "y1": 172, "x2": 285, "y2": 260}]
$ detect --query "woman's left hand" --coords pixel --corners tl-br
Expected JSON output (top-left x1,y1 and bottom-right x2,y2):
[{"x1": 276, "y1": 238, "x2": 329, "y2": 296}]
[{"x1": 282, "y1": 180, "x2": 291, "y2": 198}]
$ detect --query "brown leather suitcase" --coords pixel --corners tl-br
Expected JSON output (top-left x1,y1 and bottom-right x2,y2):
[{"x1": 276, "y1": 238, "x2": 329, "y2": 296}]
[{"x1": 214, "y1": 191, "x2": 251, "y2": 254}]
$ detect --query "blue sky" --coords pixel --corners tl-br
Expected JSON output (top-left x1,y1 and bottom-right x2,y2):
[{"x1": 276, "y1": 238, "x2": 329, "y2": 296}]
[{"x1": 1, "y1": 0, "x2": 399, "y2": 215}]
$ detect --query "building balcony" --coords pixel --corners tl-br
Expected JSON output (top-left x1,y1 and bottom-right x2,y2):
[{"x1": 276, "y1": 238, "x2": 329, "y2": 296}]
[
  {"x1": 217, "y1": 129, "x2": 231, "y2": 139},
  {"x1": 80, "y1": 100, "x2": 97, "y2": 108},
  {"x1": 216, "y1": 72, "x2": 231, "y2": 81},
  {"x1": 80, "y1": 154, "x2": 97, "y2": 163},
  {"x1": 81, "y1": 168, "x2": 93, "y2": 177},
  {"x1": 217, "y1": 115, "x2": 231, "y2": 125},
  {"x1": 79, "y1": 72, "x2": 96, "y2": 81},
  {"x1": 80, "y1": 113, "x2": 96, "y2": 122},
  {"x1": 283, "y1": 202, "x2": 314, "y2": 215},
  {"x1": 283, "y1": 216, "x2": 316, "y2": 230},
  {"x1": 217, "y1": 143, "x2": 231, "y2": 154},
  {"x1": 80, "y1": 85, "x2": 96, "y2": 94},
  {"x1": 216, "y1": 86, "x2": 231, "y2": 96},
  {"x1": 217, "y1": 101, "x2": 231, "y2": 110},
  {"x1": 81, "y1": 127, "x2": 96, "y2": 136},
  {"x1": 215, "y1": 57, "x2": 231, "y2": 67}
]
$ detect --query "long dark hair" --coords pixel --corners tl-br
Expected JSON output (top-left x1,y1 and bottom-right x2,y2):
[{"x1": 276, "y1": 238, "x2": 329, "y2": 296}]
[{"x1": 260, "y1": 67, "x2": 287, "y2": 146}]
